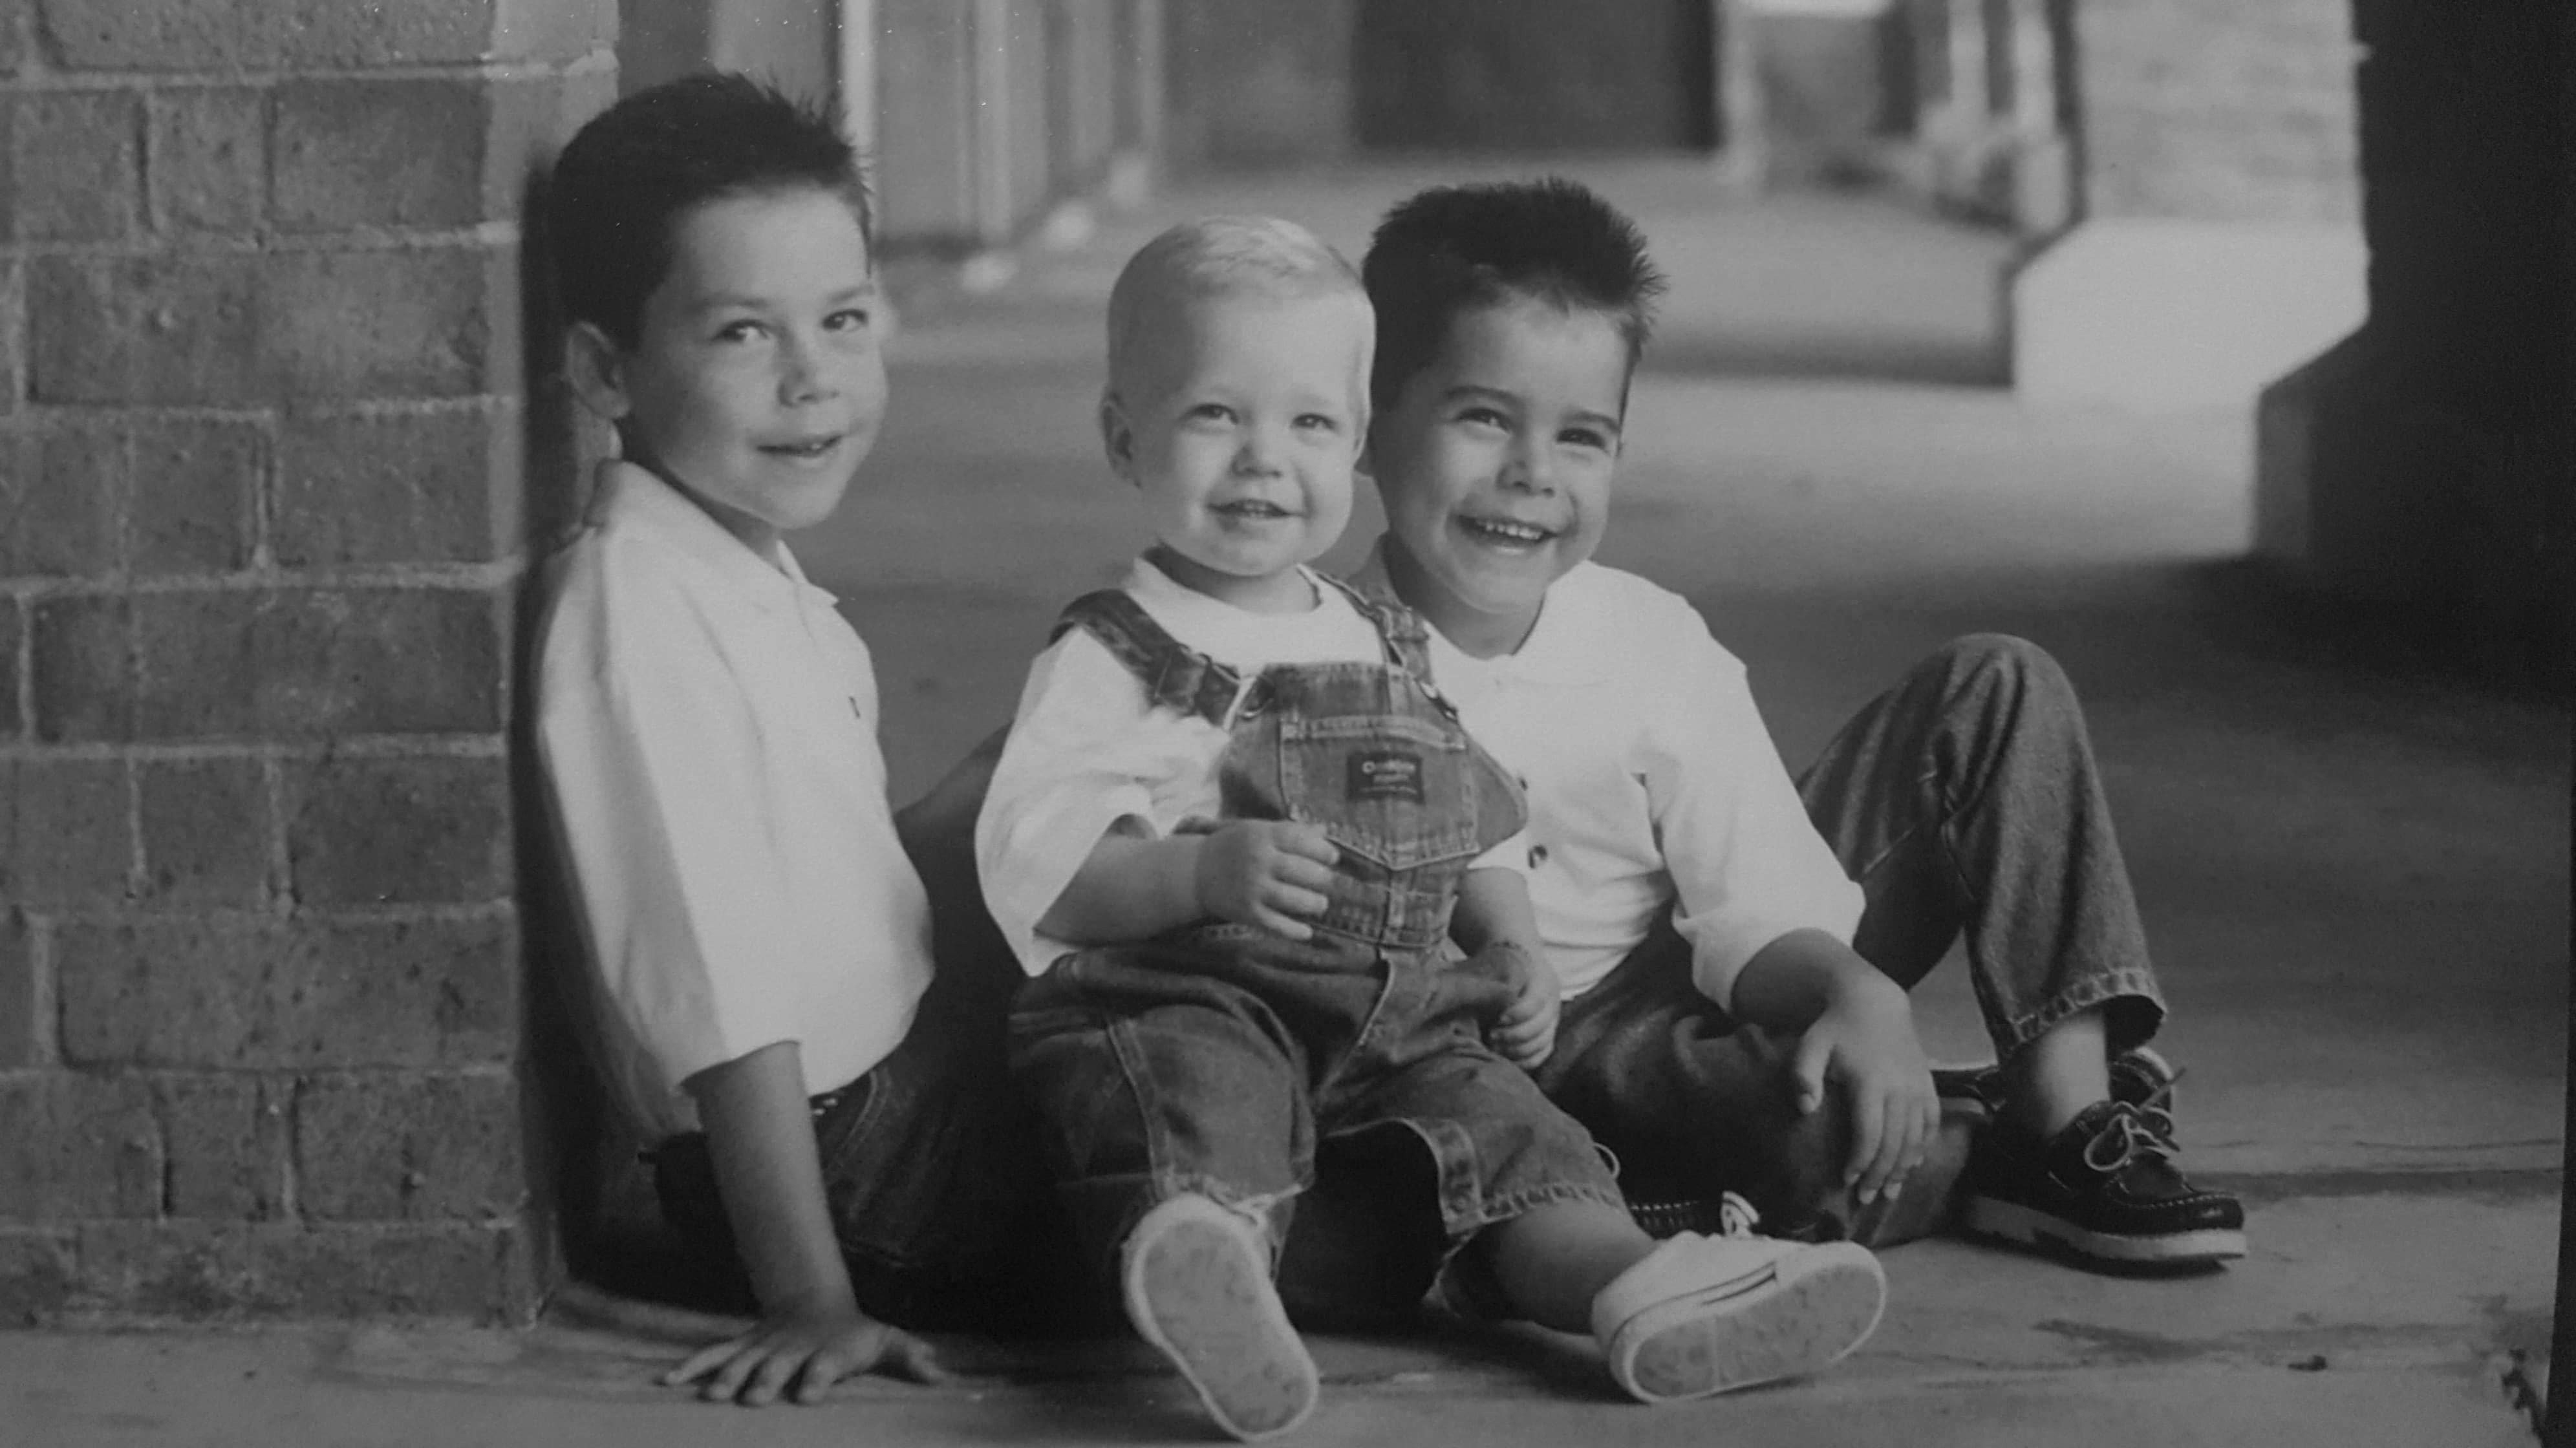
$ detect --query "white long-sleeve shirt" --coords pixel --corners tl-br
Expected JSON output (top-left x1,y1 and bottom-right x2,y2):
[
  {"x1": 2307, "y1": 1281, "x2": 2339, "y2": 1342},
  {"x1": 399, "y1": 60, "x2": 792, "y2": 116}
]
[
  {"x1": 1352, "y1": 545, "x2": 1862, "y2": 1010},
  {"x1": 977, "y1": 557, "x2": 1524, "y2": 977},
  {"x1": 535, "y1": 460, "x2": 933, "y2": 1142}
]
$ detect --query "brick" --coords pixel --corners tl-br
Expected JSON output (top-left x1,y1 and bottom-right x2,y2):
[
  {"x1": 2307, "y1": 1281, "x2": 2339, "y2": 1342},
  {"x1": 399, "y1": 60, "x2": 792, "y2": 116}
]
[
  {"x1": 263, "y1": 248, "x2": 495, "y2": 400},
  {"x1": 129, "y1": 586, "x2": 504, "y2": 741},
  {"x1": 1, "y1": 756, "x2": 131, "y2": 908},
  {"x1": 28, "y1": 253, "x2": 264, "y2": 407},
  {"x1": 275, "y1": 410, "x2": 506, "y2": 566},
  {"x1": 0, "y1": 910, "x2": 34, "y2": 1068},
  {"x1": 137, "y1": 756, "x2": 270, "y2": 905},
  {"x1": 131, "y1": 418, "x2": 260, "y2": 575},
  {"x1": 44, "y1": 0, "x2": 485, "y2": 72},
  {"x1": 273, "y1": 78, "x2": 487, "y2": 231},
  {"x1": 0, "y1": 1072, "x2": 160, "y2": 1219},
  {"x1": 295, "y1": 1072, "x2": 524, "y2": 1220},
  {"x1": 0, "y1": 0, "x2": 22, "y2": 73},
  {"x1": 0, "y1": 423, "x2": 125, "y2": 580},
  {"x1": 75, "y1": 1219, "x2": 536, "y2": 1320},
  {"x1": 0, "y1": 1230, "x2": 74, "y2": 1324},
  {"x1": 58, "y1": 913, "x2": 516, "y2": 1069},
  {"x1": 28, "y1": 594, "x2": 131, "y2": 742},
  {"x1": 286, "y1": 754, "x2": 508, "y2": 906},
  {"x1": 149, "y1": 87, "x2": 265, "y2": 235},
  {"x1": 155, "y1": 1074, "x2": 288, "y2": 1219},
  {"x1": 12, "y1": 91, "x2": 142, "y2": 242}
]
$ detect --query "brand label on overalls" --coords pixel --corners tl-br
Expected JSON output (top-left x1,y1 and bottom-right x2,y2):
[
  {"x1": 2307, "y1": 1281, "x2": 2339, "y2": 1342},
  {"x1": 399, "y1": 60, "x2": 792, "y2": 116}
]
[{"x1": 1347, "y1": 750, "x2": 1425, "y2": 802}]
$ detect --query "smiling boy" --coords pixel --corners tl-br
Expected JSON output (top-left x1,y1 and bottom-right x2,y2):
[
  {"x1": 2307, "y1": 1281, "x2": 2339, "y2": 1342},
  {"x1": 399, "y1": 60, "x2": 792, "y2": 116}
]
[
  {"x1": 534, "y1": 75, "x2": 1067, "y2": 1408},
  {"x1": 1351, "y1": 178, "x2": 2246, "y2": 1271}
]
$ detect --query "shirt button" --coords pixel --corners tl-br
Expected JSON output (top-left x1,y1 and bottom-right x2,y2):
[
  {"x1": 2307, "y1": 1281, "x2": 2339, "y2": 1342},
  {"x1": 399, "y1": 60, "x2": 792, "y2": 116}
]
[{"x1": 1529, "y1": 844, "x2": 1549, "y2": 868}]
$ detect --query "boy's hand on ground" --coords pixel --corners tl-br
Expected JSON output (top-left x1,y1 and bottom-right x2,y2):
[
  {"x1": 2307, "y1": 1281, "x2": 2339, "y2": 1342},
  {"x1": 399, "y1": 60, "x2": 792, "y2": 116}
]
[
  {"x1": 1194, "y1": 820, "x2": 1340, "y2": 940},
  {"x1": 1791, "y1": 976, "x2": 1939, "y2": 1208},
  {"x1": 661, "y1": 1303, "x2": 949, "y2": 1407},
  {"x1": 1479, "y1": 941, "x2": 1561, "y2": 1070}
]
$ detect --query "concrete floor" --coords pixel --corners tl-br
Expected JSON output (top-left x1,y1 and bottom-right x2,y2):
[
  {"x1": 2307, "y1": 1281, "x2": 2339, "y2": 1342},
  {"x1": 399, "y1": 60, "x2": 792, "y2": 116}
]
[{"x1": 5, "y1": 162, "x2": 2563, "y2": 1446}]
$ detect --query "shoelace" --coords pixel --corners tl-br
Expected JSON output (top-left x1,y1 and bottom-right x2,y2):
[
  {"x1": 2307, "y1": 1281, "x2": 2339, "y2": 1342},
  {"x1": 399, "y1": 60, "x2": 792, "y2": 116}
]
[{"x1": 2081, "y1": 1100, "x2": 2180, "y2": 1175}]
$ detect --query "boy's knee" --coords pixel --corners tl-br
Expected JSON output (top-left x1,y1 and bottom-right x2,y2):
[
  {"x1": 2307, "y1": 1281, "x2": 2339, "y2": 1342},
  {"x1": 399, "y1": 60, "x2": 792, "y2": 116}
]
[{"x1": 1931, "y1": 633, "x2": 2077, "y2": 716}]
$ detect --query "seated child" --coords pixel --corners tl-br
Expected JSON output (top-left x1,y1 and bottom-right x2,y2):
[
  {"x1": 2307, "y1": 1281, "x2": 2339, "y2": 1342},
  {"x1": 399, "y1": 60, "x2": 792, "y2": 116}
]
[
  {"x1": 534, "y1": 74, "x2": 1065, "y2": 1407},
  {"x1": 974, "y1": 215, "x2": 1889, "y2": 1442},
  {"x1": 1348, "y1": 176, "x2": 2247, "y2": 1269}
]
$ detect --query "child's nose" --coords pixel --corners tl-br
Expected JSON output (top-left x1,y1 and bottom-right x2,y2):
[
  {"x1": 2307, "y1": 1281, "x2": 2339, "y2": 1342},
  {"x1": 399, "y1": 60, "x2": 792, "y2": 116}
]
[
  {"x1": 777, "y1": 338, "x2": 841, "y2": 403},
  {"x1": 1503, "y1": 436, "x2": 1558, "y2": 495},
  {"x1": 1231, "y1": 425, "x2": 1285, "y2": 474}
]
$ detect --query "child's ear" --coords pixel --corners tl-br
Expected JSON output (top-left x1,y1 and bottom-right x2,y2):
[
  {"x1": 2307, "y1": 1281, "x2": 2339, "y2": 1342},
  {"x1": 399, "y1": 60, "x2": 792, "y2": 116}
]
[
  {"x1": 1099, "y1": 392, "x2": 1137, "y2": 481},
  {"x1": 564, "y1": 320, "x2": 634, "y2": 424}
]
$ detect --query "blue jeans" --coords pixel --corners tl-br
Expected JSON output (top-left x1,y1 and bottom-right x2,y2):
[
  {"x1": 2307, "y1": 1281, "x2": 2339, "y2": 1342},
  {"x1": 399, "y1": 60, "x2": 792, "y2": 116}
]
[
  {"x1": 1009, "y1": 584, "x2": 1622, "y2": 1283},
  {"x1": 1536, "y1": 635, "x2": 2167, "y2": 1244}
]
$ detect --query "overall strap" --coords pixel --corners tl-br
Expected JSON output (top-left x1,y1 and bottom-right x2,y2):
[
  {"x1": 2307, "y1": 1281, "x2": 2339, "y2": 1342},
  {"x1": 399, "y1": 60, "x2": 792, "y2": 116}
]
[
  {"x1": 1318, "y1": 573, "x2": 1437, "y2": 680},
  {"x1": 1051, "y1": 590, "x2": 1264, "y2": 729}
]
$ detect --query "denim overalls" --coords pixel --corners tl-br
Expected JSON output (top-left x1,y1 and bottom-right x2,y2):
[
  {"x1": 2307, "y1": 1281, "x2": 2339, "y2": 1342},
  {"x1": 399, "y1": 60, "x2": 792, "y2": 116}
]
[{"x1": 1007, "y1": 580, "x2": 1624, "y2": 1278}]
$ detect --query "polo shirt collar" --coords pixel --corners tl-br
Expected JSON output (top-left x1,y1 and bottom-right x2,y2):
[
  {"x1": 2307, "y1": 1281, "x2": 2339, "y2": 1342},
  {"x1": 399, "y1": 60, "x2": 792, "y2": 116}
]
[
  {"x1": 591, "y1": 460, "x2": 836, "y2": 615},
  {"x1": 1351, "y1": 537, "x2": 1615, "y2": 684}
]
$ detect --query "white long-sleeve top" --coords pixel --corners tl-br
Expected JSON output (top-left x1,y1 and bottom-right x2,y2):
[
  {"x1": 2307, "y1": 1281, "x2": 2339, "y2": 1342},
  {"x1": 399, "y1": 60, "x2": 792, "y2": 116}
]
[
  {"x1": 535, "y1": 460, "x2": 934, "y2": 1142},
  {"x1": 1352, "y1": 544, "x2": 1862, "y2": 1010}
]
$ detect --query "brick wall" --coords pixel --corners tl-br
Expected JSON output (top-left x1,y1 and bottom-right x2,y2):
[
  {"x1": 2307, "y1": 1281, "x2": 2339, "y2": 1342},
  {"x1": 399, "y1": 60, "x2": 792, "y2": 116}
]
[
  {"x1": 0, "y1": 0, "x2": 615, "y2": 1320},
  {"x1": 2077, "y1": 0, "x2": 2359, "y2": 223}
]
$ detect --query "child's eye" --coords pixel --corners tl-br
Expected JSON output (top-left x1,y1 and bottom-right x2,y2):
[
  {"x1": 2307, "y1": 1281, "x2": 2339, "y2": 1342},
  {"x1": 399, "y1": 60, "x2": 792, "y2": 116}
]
[
  {"x1": 1455, "y1": 407, "x2": 1508, "y2": 431},
  {"x1": 1560, "y1": 427, "x2": 1612, "y2": 451},
  {"x1": 1185, "y1": 403, "x2": 1235, "y2": 424},
  {"x1": 824, "y1": 306, "x2": 874, "y2": 333},
  {"x1": 711, "y1": 319, "x2": 767, "y2": 344},
  {"x1": 1293, "y1": 413, "x2": 1340, "y2": 434}
]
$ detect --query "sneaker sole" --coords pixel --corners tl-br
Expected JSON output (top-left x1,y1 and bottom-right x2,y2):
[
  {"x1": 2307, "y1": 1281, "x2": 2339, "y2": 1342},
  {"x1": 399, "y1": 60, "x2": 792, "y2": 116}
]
[
  {"x1": 1965, "y1": 1196, "x2": 2247, "y2": 1265},
  {"x1": 1608, "y1": 1242, "x2": 1887, "y2": 1405},
  {"x1": 1121, "y1": 1200, "x2": 1318, "y2": 1442}
]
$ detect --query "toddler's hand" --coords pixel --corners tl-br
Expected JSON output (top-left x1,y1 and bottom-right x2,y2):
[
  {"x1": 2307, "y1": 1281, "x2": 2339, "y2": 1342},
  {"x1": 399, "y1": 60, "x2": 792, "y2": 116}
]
[
  {"x1": 1479, "y1": 941, "x2": 1560, "y2": 1070},
  {"x1": 1194, "y1": 820, "x2": 1339, "y2": 940},
  {"x1": 661, "y1": 1302, "x2": 947, "y2": 1406}
]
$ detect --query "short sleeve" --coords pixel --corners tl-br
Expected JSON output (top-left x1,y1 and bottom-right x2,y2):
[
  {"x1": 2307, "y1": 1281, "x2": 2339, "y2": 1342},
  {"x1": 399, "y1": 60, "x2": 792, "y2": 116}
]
[
  {"x1": 537, "y1": 557, "x2": 809, "y2": 1099},
  {"x1": 975, "y1": 629, "x2": 1199, "y2": 975}
]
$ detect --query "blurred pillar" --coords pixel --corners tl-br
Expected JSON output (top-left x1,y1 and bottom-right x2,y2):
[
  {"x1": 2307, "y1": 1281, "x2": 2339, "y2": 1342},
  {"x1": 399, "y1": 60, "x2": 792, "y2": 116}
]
[{"x1": 2011, "y1": 0, "x2": 2364, "y2": 409}]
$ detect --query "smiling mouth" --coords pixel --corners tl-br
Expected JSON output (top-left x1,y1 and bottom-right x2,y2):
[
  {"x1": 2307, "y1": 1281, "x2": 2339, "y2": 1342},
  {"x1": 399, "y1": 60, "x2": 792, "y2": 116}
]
[
  {"x1": 761, "y1": 434, "x2": 843, "y2": 460},
  {"x1": 1460, "y1": 515, "x2": 1555, "y2": 545},
  {"x1": 1215, "y1": 500, "x2": 1297, "y2": 520}
]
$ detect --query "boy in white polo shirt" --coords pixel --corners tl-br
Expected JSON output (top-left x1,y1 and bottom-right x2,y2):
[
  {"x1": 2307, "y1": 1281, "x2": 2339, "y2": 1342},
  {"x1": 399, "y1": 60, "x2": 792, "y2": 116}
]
[
  {"x1": 534, "y1": 75, "x2": 1064, "y2": 1408},
  {"x1": 1350, "y1": 178, "x2": 2246, "y2": 1273},
  {"x1": 977, "y1": 215, "x2": 1887, "y2": 1440}
]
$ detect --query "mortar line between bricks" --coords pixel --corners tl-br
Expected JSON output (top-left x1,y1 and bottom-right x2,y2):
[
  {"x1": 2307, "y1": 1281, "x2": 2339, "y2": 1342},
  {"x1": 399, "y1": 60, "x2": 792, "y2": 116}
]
[
  {"x1": 7, "y1": 223, "x2": 522, "y2": 259},
  {"x1": 0, "y1": 736, "x2": 509, "y2": 763},
  {"x1": 4, "y1": 58, "x2": 614, "y2": 92},
  {"x1": 30, "y1": 919, "x2": 59, "y2": 1069},
  {"x1": 30, "y1": 900, "x2": 515, "y2": 929},
  {"x1": 1, "y1": 560, "x2": 524, "y2": 597}
]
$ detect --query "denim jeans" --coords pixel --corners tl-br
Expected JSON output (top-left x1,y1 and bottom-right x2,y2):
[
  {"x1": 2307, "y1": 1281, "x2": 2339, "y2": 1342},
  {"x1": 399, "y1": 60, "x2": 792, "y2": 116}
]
[
  {"x1": 1009, "y1": 586, "x2": 1623, "y2": 1282},
  {"x1": 649, "y1": 837, "x2": 1088, "y2": 1333},
  {"x1": 1535, "y1": 634, "x2": 2167, "y2": 1245}
]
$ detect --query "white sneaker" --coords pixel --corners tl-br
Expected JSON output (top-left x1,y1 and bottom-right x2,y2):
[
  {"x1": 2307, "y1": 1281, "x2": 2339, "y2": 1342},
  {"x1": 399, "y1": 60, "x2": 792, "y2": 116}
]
[
  {"x1": 1591, "y1": 1194, "x2": 1887, "y2": 1405},
  {"x1": 1121, "y1": 1194, "x2": 1319, "y2": 1441}
]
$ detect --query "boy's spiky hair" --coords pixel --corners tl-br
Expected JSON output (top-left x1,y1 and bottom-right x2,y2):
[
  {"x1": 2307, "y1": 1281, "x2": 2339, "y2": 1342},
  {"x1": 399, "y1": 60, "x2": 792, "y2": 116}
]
[
  {"x1": 1362, "y1": 177, "x2": 1667, "y2": 410},
  {"x1": 547, "y1": 72, "x2": 870, "y2": 348},
  {"x1": 1106, "y1": 215, "x2": 1370, "y2": 400}
]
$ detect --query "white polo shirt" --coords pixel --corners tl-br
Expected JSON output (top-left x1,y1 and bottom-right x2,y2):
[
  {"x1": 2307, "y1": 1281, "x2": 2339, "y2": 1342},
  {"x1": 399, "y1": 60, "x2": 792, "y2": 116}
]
[
  {"x1": 1351, "y1": 543, "x2": 1862, "y2": 1010},
  {"x1": 536, "y1": 460, "x2": 934, "y2": 1142},
  {"x1": 977, "y1": 557, "x2": 1527, "y2": 978}
]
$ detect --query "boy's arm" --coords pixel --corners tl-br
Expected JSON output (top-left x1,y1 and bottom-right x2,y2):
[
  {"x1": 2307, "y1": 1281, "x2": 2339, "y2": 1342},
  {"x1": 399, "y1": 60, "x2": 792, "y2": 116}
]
[
  {"x1": 1729, "y1": 930, "x2": 1938, "y2": 1208},
  {"x1": 664, "y1": 1042, "x2": 945, "y2": 1405},
  {"x1": 1453, "y1": 866, "x2": 1558, "y2": 1069}
]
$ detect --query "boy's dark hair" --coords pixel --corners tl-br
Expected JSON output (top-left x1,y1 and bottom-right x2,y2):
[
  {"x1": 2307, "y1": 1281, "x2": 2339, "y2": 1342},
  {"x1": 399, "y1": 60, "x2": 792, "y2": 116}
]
[
  {"x1": 548, "y1": 73, "x2": 870, "y2": 348},
  {"x1": 1362, "y1": 177, "x2": 1667, "y2": 410}
]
